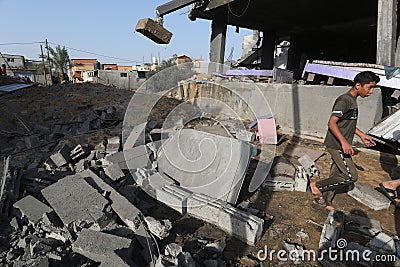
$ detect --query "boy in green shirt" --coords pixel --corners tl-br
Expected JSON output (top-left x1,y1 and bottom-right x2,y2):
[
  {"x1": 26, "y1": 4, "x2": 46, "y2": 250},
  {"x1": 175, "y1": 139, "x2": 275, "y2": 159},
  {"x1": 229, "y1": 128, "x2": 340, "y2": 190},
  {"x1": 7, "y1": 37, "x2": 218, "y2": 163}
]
[{"x1": 310, "y1": 71, "x2": 380, "y2": 210}]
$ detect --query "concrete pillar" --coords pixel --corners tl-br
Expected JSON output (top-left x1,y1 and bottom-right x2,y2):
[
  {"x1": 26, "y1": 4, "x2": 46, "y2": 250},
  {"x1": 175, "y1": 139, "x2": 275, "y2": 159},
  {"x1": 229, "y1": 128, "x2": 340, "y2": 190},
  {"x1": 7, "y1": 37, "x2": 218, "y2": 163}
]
[
  {"x1": 209, "y1": 20, "x2": 227, "y2": 73},
  {"x1": 377, "y1": 0, "x2": 397, "y2": 66},
  {"x1": 261, "y1": 31, "x2": 276, "y2": 69}
]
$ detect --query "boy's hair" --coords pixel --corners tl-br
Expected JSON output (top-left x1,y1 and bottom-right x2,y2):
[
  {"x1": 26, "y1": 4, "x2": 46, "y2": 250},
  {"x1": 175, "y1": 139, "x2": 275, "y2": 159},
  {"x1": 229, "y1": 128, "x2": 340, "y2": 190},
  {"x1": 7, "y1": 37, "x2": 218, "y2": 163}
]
[{"x1": 353, "y1": 71, "x2": 380, "y2": 86}]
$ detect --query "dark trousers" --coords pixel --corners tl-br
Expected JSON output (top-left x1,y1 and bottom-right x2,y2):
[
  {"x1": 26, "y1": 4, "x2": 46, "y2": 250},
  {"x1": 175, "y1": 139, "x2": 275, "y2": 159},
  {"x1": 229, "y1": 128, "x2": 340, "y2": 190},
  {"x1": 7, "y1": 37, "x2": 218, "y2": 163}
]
[{"x1": 315, "y1": 148, "x2": 358, "y2": 206}]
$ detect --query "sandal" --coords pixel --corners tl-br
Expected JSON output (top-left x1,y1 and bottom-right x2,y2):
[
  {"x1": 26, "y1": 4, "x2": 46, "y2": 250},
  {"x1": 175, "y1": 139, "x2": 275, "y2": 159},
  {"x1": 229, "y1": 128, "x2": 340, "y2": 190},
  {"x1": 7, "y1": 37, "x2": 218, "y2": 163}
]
[{"x1": 379, "y1": 183, "x2": 399, "y2": 205}]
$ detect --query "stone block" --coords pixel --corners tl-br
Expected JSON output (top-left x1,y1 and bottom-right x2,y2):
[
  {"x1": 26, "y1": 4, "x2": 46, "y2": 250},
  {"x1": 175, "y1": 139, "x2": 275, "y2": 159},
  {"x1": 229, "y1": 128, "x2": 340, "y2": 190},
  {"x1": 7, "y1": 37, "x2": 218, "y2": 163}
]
[
  {"x1": 72, "y1": 229, "x2": 133, "y2": 266},
  {"x1": 50, "y1": 145, "x2": 71, "y2": 167},
  {"x1": 13, "y1": 195, "x2": 53, "y2": 225},
  {"x1": 262, "y1": 175, "x2": 295, "y2": 191},
  {"x1": 104, "y1": 163, "x2": 125, "y2": 182},
  {"x1": 156, "y1": 184, "x2": 193, "y2": 214},
  {"x1": 41, "y1": 175, "x2": 109, "y2": 226},
  {"x1": 347, "y1": 183, "x2": 391, "y2": 210},
  {"x1": 135, "y1": 18, "x2": 173, "y2": 44}
]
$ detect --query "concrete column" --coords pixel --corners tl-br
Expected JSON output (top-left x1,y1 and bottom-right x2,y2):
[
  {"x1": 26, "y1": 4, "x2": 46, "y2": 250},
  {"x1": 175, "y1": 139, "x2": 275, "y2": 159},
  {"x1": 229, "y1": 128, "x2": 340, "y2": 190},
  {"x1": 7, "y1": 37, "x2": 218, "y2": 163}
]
[
  {"x1": 261, "y1": 31, "x2": 276, "y2": 69},
  {"x1": 209, "y1": 20, "x2": 227, "y2": 73},
  {"x1": 377, "y1": 0, "x2": 397, "y2": 66}
]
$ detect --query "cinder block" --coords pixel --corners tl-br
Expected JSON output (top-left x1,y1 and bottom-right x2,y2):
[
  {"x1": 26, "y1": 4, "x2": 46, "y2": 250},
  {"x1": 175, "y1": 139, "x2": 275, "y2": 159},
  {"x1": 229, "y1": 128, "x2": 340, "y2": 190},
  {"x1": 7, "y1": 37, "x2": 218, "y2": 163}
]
[
  {"x1": 186, "y1": 193, "x2": 263, "y2": 245},
  {"x1": 294, "y1": 166, "x2": 309, "y2": 192},
  {"x1": 50, "y1": 145, "x2": 71, "y2": 167},
  {"x1": 70, "y1": 144, "x2": 87, "y2": 161},
  {"x1": 156, "y1": 184, "x2": 193, "y2": 214},
  {"x1": 298, "y1": 154, "x2": 319, "y2": 177},
  {"x1": 347, "y1": 183, "x2": 391, "y2": 210},
  {"x1": 13, "y1": 195, "x2": 53, "y2": 224},
  {"x1": 218, "y1": 205, "x2": 264, "y2": 246},
  {"x1": 136, "y1": 18, "x2": 173, "y2": 44},
  {"x1": 262, "y1": 175, "x2": 295, "y2": 191},
  {"x1": 106, "y1": 136, "x2": 120, "y2": 155}
]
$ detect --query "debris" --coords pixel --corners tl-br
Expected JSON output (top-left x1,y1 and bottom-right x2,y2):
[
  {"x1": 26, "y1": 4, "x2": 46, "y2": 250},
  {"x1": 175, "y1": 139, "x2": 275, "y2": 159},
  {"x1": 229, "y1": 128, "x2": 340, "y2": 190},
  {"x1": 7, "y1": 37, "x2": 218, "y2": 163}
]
[
  {"x1": 144, "y1": 216, "x2": 172, "y2": 239},
  {"x1": 294, "y1": 166, "x2": 309, "y2": 192},
  {"x1": 49, "y1": 144, "x2": 71, "y2": 167},
  {"x1": 13, "y1": 195, "x2": 53, "y2": 225},
  {"x1": 298, "y1": 154, "x2": 319, "y2": 177},
  {"x1": 205, "y1": 238, "x2": 226, "y2": 253},
  {"x1": 347, "y1": 183, "x2": 391, "y2": 210},
  {"x1": 165, "y1": 243, "x2": 183, "y2": 257}
]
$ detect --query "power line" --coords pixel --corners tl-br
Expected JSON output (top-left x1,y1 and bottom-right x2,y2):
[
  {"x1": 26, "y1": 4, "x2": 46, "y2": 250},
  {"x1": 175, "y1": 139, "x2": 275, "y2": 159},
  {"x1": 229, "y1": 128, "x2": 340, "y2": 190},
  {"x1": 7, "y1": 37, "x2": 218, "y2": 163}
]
[{"x1": 48, "y1": 41, "x2": 141, "y2": 63}]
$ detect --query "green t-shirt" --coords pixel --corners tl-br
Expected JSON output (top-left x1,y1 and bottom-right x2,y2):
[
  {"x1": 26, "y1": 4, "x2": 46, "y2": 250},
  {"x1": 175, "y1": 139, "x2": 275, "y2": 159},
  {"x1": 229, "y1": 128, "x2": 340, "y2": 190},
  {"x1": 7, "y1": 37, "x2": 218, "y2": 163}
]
[{"x1": 324, "y1": 92, "x2": 358, "y2": 150}]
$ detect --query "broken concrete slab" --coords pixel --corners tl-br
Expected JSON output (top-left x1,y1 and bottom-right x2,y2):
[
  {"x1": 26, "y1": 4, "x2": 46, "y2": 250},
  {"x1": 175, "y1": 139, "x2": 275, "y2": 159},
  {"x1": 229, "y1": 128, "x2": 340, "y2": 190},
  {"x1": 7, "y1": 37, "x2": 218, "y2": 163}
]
[
  {"x1": 79, "y1": 170, "x2": 141, "y2": 231},
  {"x1": 106, "y1": 145, "x2": 152, "y2": 170},
  {"x1": 50, "y1": 144, "x2": 71, "y2": 167},
  {"x1": 72, "y1": 229, "x2": 133, "y2": 266},
  {"x1": 347, "y1": 183, "x2": 391, "y2": 210},
  {"x1": 13, "y1": 195, "x2": 53, "y2": 225},
  {"x1": 123, "y1": 122, "x2": 147, "y2": 150},
  {"x1": 270, "y1": 156, "x2": 296, "y2": 177},
  {"x1": 157, "y1": 129, "x2": 252, "y2": 204},
  {"x1": 262, "y1": 175, "x2": 295, "y2": 191},
  {"x1": 319, "y1": 210, "x2": 345, "y2": 250},
  {"x1": 104, "y1": 163, "x2": 125, "y2": 182},
  {"x1": 283, "y1": 145, "x2": 326, "y2": 162},
  {"x1": 186, "y1": 193, "x2": 263, "y2": 245},
  {"x1": 155, "y1": 184, "x2": 193, "y2": 214},
  {"x1": 41, "y1": 175, "x2": 109, "y2": 227}
]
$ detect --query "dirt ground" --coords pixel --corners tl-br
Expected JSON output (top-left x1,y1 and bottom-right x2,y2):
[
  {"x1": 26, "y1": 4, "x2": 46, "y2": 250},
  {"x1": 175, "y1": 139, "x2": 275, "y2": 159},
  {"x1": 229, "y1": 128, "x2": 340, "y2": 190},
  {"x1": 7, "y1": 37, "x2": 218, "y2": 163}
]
[{"x1": 0, "y1": 82, "x2": 399, "y2": 266}]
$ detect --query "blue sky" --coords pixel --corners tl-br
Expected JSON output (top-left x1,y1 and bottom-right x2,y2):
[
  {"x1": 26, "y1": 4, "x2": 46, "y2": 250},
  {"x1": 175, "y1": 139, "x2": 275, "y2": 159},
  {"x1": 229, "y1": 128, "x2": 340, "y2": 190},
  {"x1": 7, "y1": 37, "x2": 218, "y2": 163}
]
[{"x1": 0, "y1": 0, "x2": 252, "y2": 65}]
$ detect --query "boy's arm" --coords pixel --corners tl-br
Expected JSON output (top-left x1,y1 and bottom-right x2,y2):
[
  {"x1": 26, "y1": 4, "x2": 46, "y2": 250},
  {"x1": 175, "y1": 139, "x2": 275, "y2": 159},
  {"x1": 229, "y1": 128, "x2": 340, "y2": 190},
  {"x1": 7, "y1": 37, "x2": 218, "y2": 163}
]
[
  {"x1": 328, "y1": 116, "x2": 354, "y2": 155},
  {"x1": 355, "y1": 128, "x2": 376, "y2": 147}
]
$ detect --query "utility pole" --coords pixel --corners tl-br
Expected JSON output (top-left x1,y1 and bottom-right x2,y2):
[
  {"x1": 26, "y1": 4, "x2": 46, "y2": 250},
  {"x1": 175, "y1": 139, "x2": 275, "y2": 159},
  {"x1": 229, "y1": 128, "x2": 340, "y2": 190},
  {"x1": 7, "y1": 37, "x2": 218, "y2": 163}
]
[
  {"x1": 45, "y1": 39, "x2": 52, "y2": 83},
  {"x1": 40, "y1": 44, "x2": 48, "y2": 86}
]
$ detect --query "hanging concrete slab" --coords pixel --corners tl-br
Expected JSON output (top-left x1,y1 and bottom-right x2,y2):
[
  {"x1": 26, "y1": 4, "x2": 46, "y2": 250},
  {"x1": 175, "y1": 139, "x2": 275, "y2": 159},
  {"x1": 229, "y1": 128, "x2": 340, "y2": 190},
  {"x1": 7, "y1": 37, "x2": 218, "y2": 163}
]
[{"x1": 157, "y1": 129, "x2": 252, "y2": 204}]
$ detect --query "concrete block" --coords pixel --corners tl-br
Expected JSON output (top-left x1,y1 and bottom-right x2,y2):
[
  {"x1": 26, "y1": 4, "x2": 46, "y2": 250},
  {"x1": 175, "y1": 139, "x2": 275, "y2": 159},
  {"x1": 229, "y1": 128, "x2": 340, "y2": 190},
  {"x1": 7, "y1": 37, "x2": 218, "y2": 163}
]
[
  {"x1": 366, "y1": 232, "x2": 396, "y2": 254},
  {"x1": 50, "y1": 144, "x2": 71, "y2": 167},
  {"x1": 347, "y1": 183, "x2": 391, "y2": 210},
  {"x1": 186, "y1": 193, "x2": 263, "y2": 245},
  {"x1": 319, "y1": 210, "x2": 345, "y2": 250},
  {"x1": 41, "y1": 175, "x2": 109, "y2": 226},
  {"x1": 157, "y1": 129, "x2": 252, "y2": 204},
  {"x1": 155, "y1": 184, "x2": 193, "y2": 214},
  {"x1": 72, "y1": 229, "x2": 132, "y2": 266},
  {"x1": 104, "y1": 163, "x2": 125, "y2": 182},
  {"x1": 106, "y1": 136, "x2": 120, "y2": 154},
  {"x1": 294, "y1": 166, "x2": 309, "y2": 192},
  {"x1": 298, "y1": 154, "x2": 319, "y2": 177},
  {"x1": 135, "y1": 18, "x2": 173, "y2": 44},
  {"x1": 70, "y1": 144, "x2": 87, "y2": 161},
  {"x1": 270, "y1": 156, "x2": 296, "y2": 177},
  {"x1": 79, "y1": 170, "x2": 142, "y2": 231},
  {"x1": 144, "y1": 216, "x2": 172, "y2": 239},
  {"x1": 262, "y1": 175, "x2": 295, "y2": 191},
  {"x1": 106, "y1": 145, "x2": 152, "y2": 170},
  {"x1": 13, "y1": 195, "x2": 53, "y2": 225}
]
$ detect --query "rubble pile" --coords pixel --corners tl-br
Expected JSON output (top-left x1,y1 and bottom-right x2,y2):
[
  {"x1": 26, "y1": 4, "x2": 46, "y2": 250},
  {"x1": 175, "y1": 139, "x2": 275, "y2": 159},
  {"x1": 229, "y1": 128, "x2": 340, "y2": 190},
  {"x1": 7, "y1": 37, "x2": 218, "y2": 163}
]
[{"x1": 0, "y1": 83, "x2": 399, "y2": 266}]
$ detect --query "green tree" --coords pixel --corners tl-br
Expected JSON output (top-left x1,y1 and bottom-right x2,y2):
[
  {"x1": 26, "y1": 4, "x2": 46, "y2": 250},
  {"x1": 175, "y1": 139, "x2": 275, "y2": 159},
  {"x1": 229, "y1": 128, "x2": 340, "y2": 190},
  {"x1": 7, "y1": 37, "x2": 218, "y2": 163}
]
[{"x1": 47, "y1": 45, "x2": 71, "y2": 81}]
